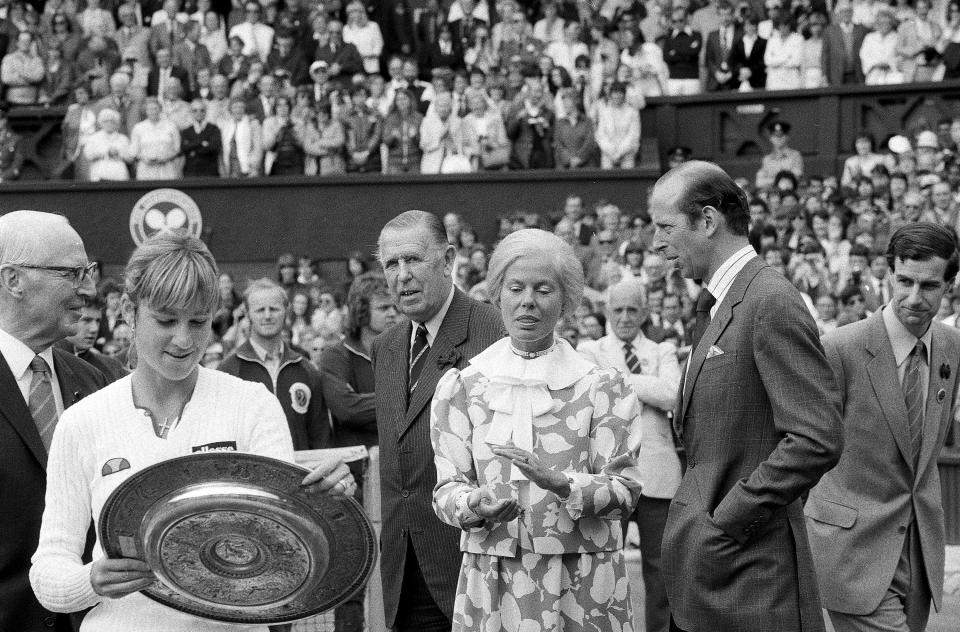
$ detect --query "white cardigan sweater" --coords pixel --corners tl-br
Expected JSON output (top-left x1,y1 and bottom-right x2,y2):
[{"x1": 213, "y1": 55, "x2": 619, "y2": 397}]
[{"x1": 30, "y1": 367, "x2": 295, "y2": 631}]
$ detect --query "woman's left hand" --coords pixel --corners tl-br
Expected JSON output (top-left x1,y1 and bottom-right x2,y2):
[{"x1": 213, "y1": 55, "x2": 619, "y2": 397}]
[
  {"x1": 491, "y1": 446, "x2": 571, "y2": 498},
  {"x1": 300, "y1": 456, "x2": 357, "y2": 497}
]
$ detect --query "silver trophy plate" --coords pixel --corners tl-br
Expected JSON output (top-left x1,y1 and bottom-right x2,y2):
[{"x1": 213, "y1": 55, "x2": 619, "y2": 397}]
[{"x1": 99, "y1": 452, "x2": 377, "y2": 624}]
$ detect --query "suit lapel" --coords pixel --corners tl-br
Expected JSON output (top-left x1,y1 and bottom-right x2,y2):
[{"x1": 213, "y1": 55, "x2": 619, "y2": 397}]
[
  {"x1": 0, "y1": 351, "x2": 46, "y2": 470},
  {"x1": 678, "y1": 257, "x2": 764, "y2": 427},
  {"x1": 401, "y1": 291, "x2": 470, "y2": 437},
  {"x1": 52, "y1": 348, "x2": 89, "y2": 408},
  {"x1": 386, "y1": 321, "x2": 412, "y2": 435},
  {"x1": 916, "y1": 326, "x2": 954, "y2": 478},
  {"x1": 864, "y1": 313, "x2": 914, "y2": 470},
  {"x1": 602, "y1": 335, "x2": 628, "y2": 372}
]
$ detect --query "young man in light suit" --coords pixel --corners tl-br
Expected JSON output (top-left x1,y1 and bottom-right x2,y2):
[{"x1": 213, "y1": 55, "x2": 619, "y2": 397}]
[
  {"x1": 809, "y1": 222, "x2": 960, "y2": 632},
  {"x1": 651, "y1": 160, "x2": 843, "y2": 632},
  {"x1": 577, "y1": 277, "x2": 682, "y2": 632}
]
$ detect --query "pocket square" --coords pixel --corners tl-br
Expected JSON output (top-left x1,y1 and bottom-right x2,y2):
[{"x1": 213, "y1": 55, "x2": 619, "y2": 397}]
[{"x1": 706, "y1": 345, "x2": 725, "y2": 359}]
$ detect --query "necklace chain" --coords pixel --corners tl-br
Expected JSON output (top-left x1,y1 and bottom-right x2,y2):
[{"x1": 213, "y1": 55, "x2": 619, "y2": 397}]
[{"x1": 509, "y1": 341, "x2": 556, "y2": 359}]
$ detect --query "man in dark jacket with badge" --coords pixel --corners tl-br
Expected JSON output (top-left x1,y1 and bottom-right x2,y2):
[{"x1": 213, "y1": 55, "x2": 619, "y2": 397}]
[{"x1": 218, "y1": 277, "x2": 329, "y2": 450}]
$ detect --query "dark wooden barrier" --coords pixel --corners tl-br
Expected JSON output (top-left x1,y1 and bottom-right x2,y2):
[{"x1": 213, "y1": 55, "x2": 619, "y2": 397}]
[
  {"x1": 641, "y1": 81, "x2": 960, "y2": 180},
  {"x1": 0, "y1": 169, "x2": 658, "y2": 268}
]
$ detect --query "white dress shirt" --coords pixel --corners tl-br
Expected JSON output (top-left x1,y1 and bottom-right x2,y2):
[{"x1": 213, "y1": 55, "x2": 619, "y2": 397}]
[
  {"x1": 409, "y1": 284, "x2": 455, "y2": 349},
  {"x1": 705, "y1": 244, "x2": 758, "y2": 318},
  {"x1": 883, "y1": 301, "x2": 932, "y2": 410},
  {"x1": 0, "y1": 326, "x2": 65, "y2": 416}
]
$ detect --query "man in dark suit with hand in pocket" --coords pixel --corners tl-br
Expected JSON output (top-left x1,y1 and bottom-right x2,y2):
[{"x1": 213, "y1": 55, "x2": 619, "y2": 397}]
[{"x1": 651, "y1": 161, "x2": 843, "y2": 632}]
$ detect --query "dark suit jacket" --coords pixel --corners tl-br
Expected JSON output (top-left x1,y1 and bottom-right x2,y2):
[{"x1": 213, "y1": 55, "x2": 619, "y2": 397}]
[
  {"x1": 171, "y1": 41, "x2": 213, "y2": 92},
  {"x1": 266, "y1": 48, "x2": 310, "y2": 87},
  {"x1": 53, "y1": 341, "x2": 128, "y2": 384},
  {"x1": 0, "y1": 348, "x2": 106, "y2": 632},
  {"x1": 704, "y1": 26, "x2": 740, "y2": 91},
  {"x1": 822, "y1": 23, "x2": 867, "y2": 85},
  {"x1": 312, "y1": 41, "x2": 363, "y2": 87},
  {"x1": 662, "y1": 256, "x2": 843, "y2": 632},
  {"x1": 422, "y1": 40, "x2": 465, "y2": 73},
  {"x1": 730, "y1": 35, "x2": 767, "y2": 89},
  {"x1": 146, "y1": 64, "x2": 192, "y2": 100},
  {"x1": 181, "y1": 122, "x2": 222, "y2": 177},
  {"x1": 808, "y1": 312, "x2": 960, "y2": 614},
  {"x1": 371, "y1": 289, "x2": 504, "y2": 627},
  {"x1": 217, "y1": 53, "x2": 251, "y2": 83}
]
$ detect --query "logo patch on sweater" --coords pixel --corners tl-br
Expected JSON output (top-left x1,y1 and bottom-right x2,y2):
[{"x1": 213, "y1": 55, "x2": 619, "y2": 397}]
[
  {"x1": 192, "y1": 441, "x2": 237, "y2": 453},
  {"x1": 289, "y1": 382, "x2": 311, "y2": 414},
  {"x1": 101, "y1": 457, "x2": 131, "y2": 476}
]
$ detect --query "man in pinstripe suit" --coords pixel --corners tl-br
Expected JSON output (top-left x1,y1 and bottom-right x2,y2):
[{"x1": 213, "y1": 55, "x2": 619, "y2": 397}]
[
  {"x1": 651, "y1": 161, "x2": 843, "y2": 632},
  {"x1": 372, "y1": 210, "x2": 504, "y2": 631}
]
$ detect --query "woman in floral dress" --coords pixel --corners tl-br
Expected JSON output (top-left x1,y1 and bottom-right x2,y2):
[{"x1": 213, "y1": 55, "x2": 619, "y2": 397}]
[{"x1": 431, "y1": 228, "x2": 644, "y2": 632}]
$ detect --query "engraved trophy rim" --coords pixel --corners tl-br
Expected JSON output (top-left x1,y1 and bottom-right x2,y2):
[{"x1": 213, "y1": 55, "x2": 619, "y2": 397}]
[{"x1": 99, "y1": 452, "x2": 377, "y2": 624}]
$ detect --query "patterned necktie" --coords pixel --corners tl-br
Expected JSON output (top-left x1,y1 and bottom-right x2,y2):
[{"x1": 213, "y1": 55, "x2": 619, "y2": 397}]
[
  {"x1": 689, "y1": 289, "x2": 717, "y2": 351},
  {"x1": 624, "y1": 342, "x2": 642, "y2": 374},
  {"x1": 409, "y1": 324, "x2": 430, "y2": 393},
  {"x1": 903, "y1": 340, "x2": 926, "y2": 467},
  {"x1": 29, "y1": 356, "x2": 58, "y2": 452}
]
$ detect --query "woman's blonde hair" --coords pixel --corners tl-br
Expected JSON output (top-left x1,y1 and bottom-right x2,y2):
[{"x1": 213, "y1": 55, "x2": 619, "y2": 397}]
[
  {"x1": 486, "y1": 228, "x2": 583, "y2": 315},
  {"x1": 124, "y1": 230, "x2": 219, "y2": 315}
]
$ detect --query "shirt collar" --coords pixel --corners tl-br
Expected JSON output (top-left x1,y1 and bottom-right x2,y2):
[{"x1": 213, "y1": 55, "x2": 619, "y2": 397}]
[
  {"x1": 411, "y1": 284, "x2": 455, "y2": 347},
  {"x1": 0, "y1": 326, "x2": 55, "y2": 382},
  {"x1": 705, "y1": 244, "x2": 757, "y2": 317},
  {"x1": 619, "y1": 332, "x2": 647, "y2": 350},
  {"x1": 469, "y1": 337, "x2": 593, "y2": 390},
  {"x1": 882, "y1": 302, "x2": 933, "y2": 368},
  {"x1": 249, "y1": 336, "x2": 283, "y2": 362}
]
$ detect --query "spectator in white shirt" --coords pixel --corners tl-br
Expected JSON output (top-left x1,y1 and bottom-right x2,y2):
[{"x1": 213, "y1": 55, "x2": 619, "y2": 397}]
[
  {"x1": 546, "y1": 21, "x2": 589, "y2": 75},
  {"x1": 861, "y1": 7, "x2": 904, "y2": 84},
  {"x1": 595, "y1": 82, "x2": 640, "y2": 169},
  {"x1": 228, "y1": 1, "x2": 274, "y2": 63},
  {"x1": 764, "y1": 17, "x2": 803, "y2": 89},
  {"x1": 342, "y1": 0, "x2": 383, "y2": 75},
  {"x1": 533, "y1": 0, "x2": 565, "y2": 44}
]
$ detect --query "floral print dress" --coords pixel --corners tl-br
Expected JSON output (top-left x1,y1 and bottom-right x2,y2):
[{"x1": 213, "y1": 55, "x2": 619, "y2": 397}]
[{"x1": 431, "y1": 337, "x2": 644, "y2": 632}]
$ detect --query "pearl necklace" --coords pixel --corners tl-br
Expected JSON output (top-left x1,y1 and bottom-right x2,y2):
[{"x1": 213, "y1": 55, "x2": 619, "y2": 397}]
[{"x1": 509, "y1": 341, "x2": 556, "y2": 359}]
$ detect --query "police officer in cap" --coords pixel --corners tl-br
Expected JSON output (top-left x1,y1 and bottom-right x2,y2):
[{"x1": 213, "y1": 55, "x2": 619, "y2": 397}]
[{"x1": 756, "y1": 120, "x2": 804, "y2": 190}]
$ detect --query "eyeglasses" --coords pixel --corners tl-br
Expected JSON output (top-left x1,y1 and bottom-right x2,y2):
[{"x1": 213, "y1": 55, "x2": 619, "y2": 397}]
[
  {"x1": 599, "y1": 239, "x2": 615, "y2": 245},
  {"x1": 16, "y1": 262, "x2": 98, "y2": 288}
]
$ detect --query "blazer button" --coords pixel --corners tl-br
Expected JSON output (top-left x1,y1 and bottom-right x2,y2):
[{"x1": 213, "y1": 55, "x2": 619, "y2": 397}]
[
  {"x1": 898, "y1": 525, "x2": 907, "y2": 534},
  {"x1": 401, "y1": 489, "x2": 410, "y2": 498},
  {"x1": 687, "y1": 456, "x2": 696, "y2": 468}
]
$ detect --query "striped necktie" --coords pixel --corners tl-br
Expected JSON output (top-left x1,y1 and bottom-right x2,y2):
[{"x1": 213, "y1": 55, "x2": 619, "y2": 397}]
[
  {"x1": 29, "y1": 356, "x2": 58, "y2": 452},
  {"x1": 903, "y1": 340, "x2": 926, "y2": 468},
  {"x1": 409, "y1": 324, "x2": 430, "y2": 393},
  {"x1": 624, "y1": 342, "x2": 642, "y2": 374}
]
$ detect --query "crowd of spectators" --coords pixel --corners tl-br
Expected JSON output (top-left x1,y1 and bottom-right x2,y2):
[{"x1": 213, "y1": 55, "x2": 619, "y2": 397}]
[
  {"x1": 83, "y1": 109, "x2": 960, "y2": 391},
  {"x1": 0, "y1": 0, "x2": 954, "y2": 181}
]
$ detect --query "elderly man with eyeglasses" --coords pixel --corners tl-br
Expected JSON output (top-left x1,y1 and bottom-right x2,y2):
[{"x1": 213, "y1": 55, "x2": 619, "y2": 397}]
[{"x1": 0, "y1": 210, "x2": 107, "y2": 632}]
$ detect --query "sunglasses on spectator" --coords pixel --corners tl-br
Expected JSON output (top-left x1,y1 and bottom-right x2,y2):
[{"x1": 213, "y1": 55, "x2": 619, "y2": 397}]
[{"x1": 599, "y1": 239, "x2": 616, "y2": 245}]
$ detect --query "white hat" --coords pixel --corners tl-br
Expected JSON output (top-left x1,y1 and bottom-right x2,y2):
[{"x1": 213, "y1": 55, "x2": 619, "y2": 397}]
[
  {"x1": 888, "y1": 135, "x2": 912, "y2": 154},
  {"x1": 916, "y1": 130, "x2": 939, "y2": 149}
]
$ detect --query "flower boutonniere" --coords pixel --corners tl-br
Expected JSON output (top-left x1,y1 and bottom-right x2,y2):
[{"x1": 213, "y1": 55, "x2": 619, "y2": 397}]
[{"x1": 437, "y1": 349, "x2": 461, "y2": 369}]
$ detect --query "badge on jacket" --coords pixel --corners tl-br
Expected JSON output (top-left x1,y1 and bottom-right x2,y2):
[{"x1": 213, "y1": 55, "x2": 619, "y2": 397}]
[{"x1": 289, "y1": 382, "x2": 311, "y2": 414}]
